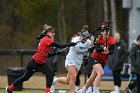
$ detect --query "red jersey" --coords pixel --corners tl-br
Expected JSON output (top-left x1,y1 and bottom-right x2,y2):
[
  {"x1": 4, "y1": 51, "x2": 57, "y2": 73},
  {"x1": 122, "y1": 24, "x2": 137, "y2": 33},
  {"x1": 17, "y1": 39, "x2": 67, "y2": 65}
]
[
  {"x1": 91, "y1": 36, "x2": 116, "y2": 63},
  {"x1": 32, "y1": 36, "x2": 54, "y2": 64}
]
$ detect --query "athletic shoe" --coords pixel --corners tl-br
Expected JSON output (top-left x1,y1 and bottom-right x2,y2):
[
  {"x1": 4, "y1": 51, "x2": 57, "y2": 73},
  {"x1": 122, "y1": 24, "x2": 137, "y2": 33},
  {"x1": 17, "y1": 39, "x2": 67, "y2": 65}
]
[
  {"x1": 6, "y1": 87, "x2": 12, "y2": 93},
  {"x1": 77, "y1": 88, "x2": 86, "y2": 93},
  {"x1": 50, "y1": 85, "x2": 55, "y2": 93},
  {"x1": 52, "y1": 77, "x2": 58, "y2": 85}
]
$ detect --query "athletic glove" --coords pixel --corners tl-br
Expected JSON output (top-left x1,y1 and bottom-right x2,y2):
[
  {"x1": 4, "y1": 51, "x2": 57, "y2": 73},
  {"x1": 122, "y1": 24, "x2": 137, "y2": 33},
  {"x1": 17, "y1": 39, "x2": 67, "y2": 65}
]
[
  {"x1": 88, "y1": 46, "x2": 95, "y2": 52},
  {"x1": 56, "y1": 51, "x2": 61, "y2": 55}
]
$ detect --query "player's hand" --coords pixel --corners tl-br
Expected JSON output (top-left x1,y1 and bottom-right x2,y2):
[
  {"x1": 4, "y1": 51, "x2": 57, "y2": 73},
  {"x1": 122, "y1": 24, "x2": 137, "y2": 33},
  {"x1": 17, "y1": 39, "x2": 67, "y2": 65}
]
[
  {"x1": 103, "y1": 47, "x2": 108, "y2": 51},
  {"x1": 102, "y1": 47, "x2": 109, "y2": 54},
  {"x1": 56, "y1": 51, "x2": 61, "y2": 55},
  {"x1": 88, "y1": 47, "x2": 94, "y2": 52}
]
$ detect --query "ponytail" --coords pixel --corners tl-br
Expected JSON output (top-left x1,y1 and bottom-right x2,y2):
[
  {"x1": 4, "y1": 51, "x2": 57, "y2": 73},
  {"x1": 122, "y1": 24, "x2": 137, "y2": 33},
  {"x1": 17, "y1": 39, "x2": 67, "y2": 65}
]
[{"x1": 36, "y1": 24, "x2": 53, "y2": 40}]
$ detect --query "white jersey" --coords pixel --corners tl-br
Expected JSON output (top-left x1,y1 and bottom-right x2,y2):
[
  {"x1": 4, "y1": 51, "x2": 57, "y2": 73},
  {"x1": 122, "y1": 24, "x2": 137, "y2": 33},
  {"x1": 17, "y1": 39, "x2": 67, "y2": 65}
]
[{"x1": 65, "y1": 36, "x2": 91, "y2": 70}]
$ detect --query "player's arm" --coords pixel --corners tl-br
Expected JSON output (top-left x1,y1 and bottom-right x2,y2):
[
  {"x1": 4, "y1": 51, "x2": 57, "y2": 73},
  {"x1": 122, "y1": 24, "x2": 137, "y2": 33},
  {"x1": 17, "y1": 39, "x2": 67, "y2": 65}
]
[
  {"x1": 75, "y1": 46, "x2": 88, "y2": 54},
  {"x1": 47, "y1": 51, "x2": 61, "y2": 57},
  {"x1": 108, "y1": 44, "x2": 115, "y2": 55},
  {"x1": 50, "y1": 41, "x2": 76, "y2": 48},
  {"x1": 95, "y1": 44, "x2": 104, "y2": 52}
]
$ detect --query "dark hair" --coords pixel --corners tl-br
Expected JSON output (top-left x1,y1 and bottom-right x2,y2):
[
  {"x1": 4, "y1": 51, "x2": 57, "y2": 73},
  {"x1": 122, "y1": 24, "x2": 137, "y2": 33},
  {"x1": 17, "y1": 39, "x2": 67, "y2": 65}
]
[
  {"x1": 100, "y1": 20, "x2": 112, "y2": 31},
  {"x1": 79, "y1": 25, "x2": 90, "y2": 38},
  {"x1": 136, "y1": 35, "x2": 140, "y2": 41},
  {"x1": 81, "y1": 25, "x2": 88, "y2": 33}
]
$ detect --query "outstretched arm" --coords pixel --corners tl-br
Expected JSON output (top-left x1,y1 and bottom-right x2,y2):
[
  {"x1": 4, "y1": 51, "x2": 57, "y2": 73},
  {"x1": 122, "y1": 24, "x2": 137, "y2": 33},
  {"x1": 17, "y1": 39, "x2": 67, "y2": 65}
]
[
  {"x1": 47, "y1": 51, "x2": 61, "y2": 57},
  {"x1": 50, "y1": 41, "x2": 76, "y2": 48}
]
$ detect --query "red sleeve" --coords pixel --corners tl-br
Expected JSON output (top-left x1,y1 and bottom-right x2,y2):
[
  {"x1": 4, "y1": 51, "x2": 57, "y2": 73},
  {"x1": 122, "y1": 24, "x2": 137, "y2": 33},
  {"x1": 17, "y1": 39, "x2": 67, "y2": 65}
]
[
  {"x1": 42, "y1": 36, "x2": 54, "y2": 46},
  {"x1": 46, "y1": 38, "x2": 54, "y2": 45},
  {"x1": 108, "y1": 36, "x2": 116, "y2": 45}
]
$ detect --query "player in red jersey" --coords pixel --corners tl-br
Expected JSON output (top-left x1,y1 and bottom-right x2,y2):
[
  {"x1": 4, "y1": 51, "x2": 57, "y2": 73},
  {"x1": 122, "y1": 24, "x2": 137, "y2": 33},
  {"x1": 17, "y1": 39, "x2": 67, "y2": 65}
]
[
  {"x1": 78, "y1": 20, "x2": 116, "y2": 93},
  {"x1": 6, "y1": 24, "x2": 76, "y2": 93}
]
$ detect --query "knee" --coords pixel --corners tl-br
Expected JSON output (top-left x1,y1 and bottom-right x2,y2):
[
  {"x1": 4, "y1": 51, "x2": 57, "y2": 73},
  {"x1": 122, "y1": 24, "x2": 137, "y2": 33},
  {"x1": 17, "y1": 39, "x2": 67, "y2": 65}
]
[
  {"x1": 24, "y1": 77, "x2": 30, "y2": 81},
  {"x1": 98, "y1": 71, "x2": 104, "y2": 77},
  {"x1": 65, "y1": 79, "x2": 70, "y2": 84},
  {"x1": 70, "y1": 75, "x2": 77, "y2": 81}
]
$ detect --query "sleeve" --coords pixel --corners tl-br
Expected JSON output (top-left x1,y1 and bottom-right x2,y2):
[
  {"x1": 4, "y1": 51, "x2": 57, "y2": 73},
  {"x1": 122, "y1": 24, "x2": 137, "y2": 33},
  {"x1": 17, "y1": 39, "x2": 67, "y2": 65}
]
[
  {"x1": 71, "y1": 37, "x2": 78, "y2": 43},
  {"x1": 47, "y1": 52, "x2": 57, "y2": 57},
  {"x1": 130, "y1": 46, "x2": 136, "y2": 67},
  {"x1": 88, "y1": 46, "x2": 96, "y2": 52},
  {"x1": 50, "y1": 41, "x2": 76, "y2": 48},
  {"x1": 74, "y1": 46, "x2": 88, "y2": 54},
  {"x1": 119, "y1": 44, "x2": 128, "y2": 63},
  {"x1": 45, "y1": 37, "x2": 54, "y2": 46},
  {"x1": 108, "y1": 44, "x2": 115, "y2": 55},
  {"x1": 95, "y1": 44, "x2": 104, "y2": 52},
  {"x1": 74, "y1": 38, "x2": 90, "y2": 54}
]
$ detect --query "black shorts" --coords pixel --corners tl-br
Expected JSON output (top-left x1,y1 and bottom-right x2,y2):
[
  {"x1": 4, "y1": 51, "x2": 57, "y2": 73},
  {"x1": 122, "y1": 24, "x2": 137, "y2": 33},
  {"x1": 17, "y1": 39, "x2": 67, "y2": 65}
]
[{"x1": 88, "y1": 57, "x2": 105, "y2": 69}]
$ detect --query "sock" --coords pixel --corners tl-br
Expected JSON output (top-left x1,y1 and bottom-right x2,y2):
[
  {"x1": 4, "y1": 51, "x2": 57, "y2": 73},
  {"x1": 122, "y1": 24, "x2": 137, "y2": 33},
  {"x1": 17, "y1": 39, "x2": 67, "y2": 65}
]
[
  {"x1": 8, "y1": 84, "x2": 14, "y2": 91},
  {"x1": 45, "y1": 87, "x2": 50, "y2": 93},
  {"x1": 74, "y1": 86, "x2": 79, "y2": 91},
  {"x1": 82, "y1": 86, "x2": 87, "y2": 91},
  {"x1": 54, "y1": 77, "x2": 58, "y2": 83},
  {"x1": 50, "y1": 85, "x2": 55, "y2": 92},
  {"x1": 93, "y1": 87, "x2": 99, "y2": 92}
]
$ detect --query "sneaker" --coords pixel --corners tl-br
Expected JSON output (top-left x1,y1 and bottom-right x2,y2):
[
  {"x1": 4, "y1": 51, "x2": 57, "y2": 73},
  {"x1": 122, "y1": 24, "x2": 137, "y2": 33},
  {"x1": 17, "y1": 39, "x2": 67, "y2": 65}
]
[
  {"x1": 86, "y1": 86, "x2": 93, "y2": 93},
  {"x1": 52, "y1": 77, "x2": 58, "y2": 85},
  {"x1": 74, "y1": 86, "x2": 79, "y2": 92},
  {"x1": 50, "y1": 85, "x2": 55, "y2": 93},
  {"x1": 110, "y1": 90, "x2": 116, "y2": 93},
  {"x1": 93, "y1": 87, "x2": 100, "y2": 93},
  {"x1": 110, "y1": 90, "x2": 120, "y2": 93},
  {"x1": 93, "y1": 90, "x2": 100, "y2": 93},
  {"x1": 128, "y1": 89, "x2": 133, "y2": 93},
  {"x1": 110, "y1": 86, "x2": 120, "y2": 93},
  {"x1": 77, "y1": 88, "x2": 86, "y2": 93},
  {"x1": 6, "y1": 87, "x2": 12, "y2": 93}
]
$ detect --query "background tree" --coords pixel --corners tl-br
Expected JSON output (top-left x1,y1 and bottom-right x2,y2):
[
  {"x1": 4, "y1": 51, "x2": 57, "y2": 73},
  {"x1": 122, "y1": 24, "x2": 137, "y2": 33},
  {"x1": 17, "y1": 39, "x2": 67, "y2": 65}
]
[{"x1": 0, "y1": 0, "x2": 129, "y2": 74}]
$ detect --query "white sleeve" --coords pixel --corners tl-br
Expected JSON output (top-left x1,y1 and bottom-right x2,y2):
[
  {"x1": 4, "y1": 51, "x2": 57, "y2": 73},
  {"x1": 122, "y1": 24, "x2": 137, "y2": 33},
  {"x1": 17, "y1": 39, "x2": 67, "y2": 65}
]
[
  {"x1": 74, "y1": 39, "x2": 91, "y2": 54},
  {"x1": 75, "y1": 46, "x2": 88, "y2": 54},
  {"x1": 71, "y1": 37, "x2": 78, "y2": 43}
]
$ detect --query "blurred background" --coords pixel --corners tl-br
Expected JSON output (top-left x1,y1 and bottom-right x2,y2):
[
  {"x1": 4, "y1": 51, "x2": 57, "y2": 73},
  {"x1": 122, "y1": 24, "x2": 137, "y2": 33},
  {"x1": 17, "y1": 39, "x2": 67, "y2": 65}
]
[{"x1": 0, "y1": 0, "x2": 139, "y2": 92}]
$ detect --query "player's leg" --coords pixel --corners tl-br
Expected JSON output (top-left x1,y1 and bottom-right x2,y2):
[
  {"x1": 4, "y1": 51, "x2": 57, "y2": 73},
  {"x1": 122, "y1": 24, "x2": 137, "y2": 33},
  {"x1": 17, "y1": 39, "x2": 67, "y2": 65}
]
[
  {"x1": 6, "y1": 59, "x2": 36, "y2": 92},
  {"x1": 67, "y1": 65, "x2": 78, "y2": 92},
  {"x1": 75, "y1": 70, "x2": 81, "y2": 92},
  {"x1": 41, "y1": 64, "x2": 55, "y2": 93},
  {"x1": 92, "y1": 63, "x2": 104, "y2": 93},
  {"x1": 55, "y1": 73, "x2": 70, "y2": 84},
  {"x1": 78, "y1": 69, "x2": 97, "y2": 93},
  {"x1": 111, "y1": 70, "x2": 121, "y2": 93},
  {"x1": 85, "y1": 69, "x2": 97, "y2": 89}
]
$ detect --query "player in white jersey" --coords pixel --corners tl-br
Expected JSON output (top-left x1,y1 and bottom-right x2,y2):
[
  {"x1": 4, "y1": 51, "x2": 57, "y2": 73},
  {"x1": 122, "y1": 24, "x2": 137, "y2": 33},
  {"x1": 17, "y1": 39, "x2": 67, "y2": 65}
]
[{"x1": 51, "y1": 25, "x2": 91, "y2": 93}]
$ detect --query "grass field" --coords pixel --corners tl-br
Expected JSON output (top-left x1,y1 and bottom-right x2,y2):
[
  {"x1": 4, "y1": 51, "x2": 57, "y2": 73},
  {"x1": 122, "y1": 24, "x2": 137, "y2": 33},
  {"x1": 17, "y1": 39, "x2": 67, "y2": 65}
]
[
  {"x1": 0, "y1": 89, "x2": 126, "y2": 93},
  {"x1": 0, "y1": 89, "x2": 44, "y2": 93},
  {"x1": 0, "y1": 74, "x2": 128, "y2": 93}
]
